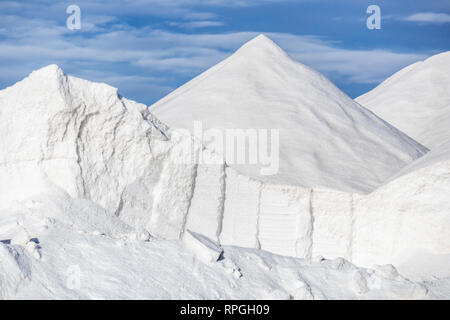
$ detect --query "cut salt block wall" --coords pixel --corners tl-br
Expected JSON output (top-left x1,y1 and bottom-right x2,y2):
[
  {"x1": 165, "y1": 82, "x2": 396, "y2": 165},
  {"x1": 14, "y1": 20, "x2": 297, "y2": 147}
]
[
  {"x1": 148, "y1": 133, "x2": 199, "y2": 239},
  {"x1": 184, "y1": 163, "x2": 355, "y2": 260},
  {"x1": 311, "y1": 189, "x2": 354, "y2": 260},
  {"x1": 181, "y1": 160, "x2": 450, "y2": 271},
  {"x1": 185, "y1": 160, "x2": 226, "y2": 242},
  {"x1": 258, "y1": 185, "x2": 311, "y2": 257},
  {"x1": 219, "y1": 168, "x2": 262, "y2": 248}
]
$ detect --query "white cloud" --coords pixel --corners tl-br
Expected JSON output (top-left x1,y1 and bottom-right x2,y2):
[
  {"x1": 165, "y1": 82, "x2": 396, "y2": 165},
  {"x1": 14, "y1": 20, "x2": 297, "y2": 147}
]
[
  {"x1": 168, "y1": 20, "x2": 225, "y2": 29},
  {"x1": 403, "y1": 12, "x2": 450, "y2": 24},
  {"x1": 0, "y1": 0, "x2": 438, "y2": 103},
  {"x1": 0, "y1": 0, "x2": 285, "y2": 21},
  {"x1": 0, "y1": 23, "x2": 429, "y2": 86},
  {"x1": 268, "y1": 33, "x2": 428, "y2": 84}
]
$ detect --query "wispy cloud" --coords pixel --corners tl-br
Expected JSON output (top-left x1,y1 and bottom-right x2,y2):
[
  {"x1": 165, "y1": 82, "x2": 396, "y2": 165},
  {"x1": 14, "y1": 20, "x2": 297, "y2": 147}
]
[
  {"x1": 168, "y1": 20, "x2": 225, "y2": 29},
  {"x1": 0, "y1": 0, "x2": 442, "y2": 103},
  {"x1": 0, "y1": 22, "x2": 429, "y2": 85},
  {"x1": 403, "y1": 12, "x2": 450, "y2": 24},
  {"x1": 270, "y1": 33, "x2": 428, "y2": 84}
]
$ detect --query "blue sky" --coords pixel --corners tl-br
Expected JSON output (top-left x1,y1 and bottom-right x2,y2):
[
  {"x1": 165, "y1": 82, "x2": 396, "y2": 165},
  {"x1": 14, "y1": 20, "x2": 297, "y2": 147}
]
[{"x1": 0, "y1": 0, "x2": 449, "y2": 104}]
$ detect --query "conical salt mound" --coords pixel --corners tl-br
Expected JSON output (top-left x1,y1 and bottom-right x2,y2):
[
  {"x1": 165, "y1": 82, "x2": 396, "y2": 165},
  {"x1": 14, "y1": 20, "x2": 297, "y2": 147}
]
[
  {"x1": 356, "y1": 51, "x2": 450, "y2": 150},
  {"x1": 151, "y1": 34, "x2": 428, "y2": 193}
]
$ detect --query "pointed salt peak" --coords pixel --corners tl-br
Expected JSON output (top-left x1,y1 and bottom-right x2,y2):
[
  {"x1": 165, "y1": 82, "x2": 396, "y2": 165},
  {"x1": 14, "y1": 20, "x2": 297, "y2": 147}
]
[
  {"x1": 249, "y1": 34, "x2": 274, "y2": 45},
  {"x1": 240, "y1": 33, "x2": 279, "y2": 49},
  {"x1": 236, "y1": 33, "x2": 287, "y2": 57}
]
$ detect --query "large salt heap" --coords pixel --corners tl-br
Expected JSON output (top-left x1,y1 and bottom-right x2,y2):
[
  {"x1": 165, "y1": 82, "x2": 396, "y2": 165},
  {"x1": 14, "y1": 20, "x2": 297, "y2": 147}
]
[
  {"x1": 151, "y1": 34, "x2": 427, "y2": 194},
  {"x1": 356, "y1": 51, "x2": 450, "y2": 149}
]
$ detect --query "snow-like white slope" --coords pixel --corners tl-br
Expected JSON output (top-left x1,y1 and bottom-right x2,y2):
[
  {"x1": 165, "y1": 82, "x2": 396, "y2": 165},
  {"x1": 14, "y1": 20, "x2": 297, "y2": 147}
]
[
  {"x1": 352, "y1": 52, "x2": 450, "y2": 278},
  {"x1": 151, "y1": 34, "x2": 427, "y2": 194},
  {"x1": 388, "y1": 140, "x2": 450, "y2": 181},
  {"x1": 352, "y1": 159, "x2": 450, "y2": 279},
  {"x1": 356, "y1": 51, "x2": 450, "y2": 149},
  {"x1": 0, "y1": 64, "x2": 200, "y2": 235},
  {"x1": 0, "y1": 194, "x2": 442, "y2": 300}
]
